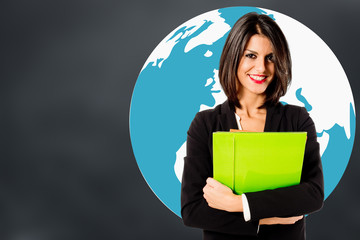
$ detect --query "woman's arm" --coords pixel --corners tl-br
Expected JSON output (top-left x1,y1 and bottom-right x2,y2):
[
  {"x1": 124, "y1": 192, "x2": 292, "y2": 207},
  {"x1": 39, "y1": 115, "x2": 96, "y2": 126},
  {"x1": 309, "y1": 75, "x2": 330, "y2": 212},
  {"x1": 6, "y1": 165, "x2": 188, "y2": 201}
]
[
  {"x1": 202, "y1": 177, "x2": 304, "y2": 225},
  {"x1": 245, "y1": 107, "x2": 324, "y2": 221},
  {"x1": 181, "y1": 112, "x2": 259, "y2": 236}
]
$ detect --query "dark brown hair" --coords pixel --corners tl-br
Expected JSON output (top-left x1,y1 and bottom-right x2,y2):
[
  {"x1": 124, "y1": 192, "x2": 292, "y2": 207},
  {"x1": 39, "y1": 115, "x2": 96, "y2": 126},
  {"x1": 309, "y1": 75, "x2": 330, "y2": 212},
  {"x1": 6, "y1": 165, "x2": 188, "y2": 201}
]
[{"x1": 219, "y1": 12, "x2": 292, "y2": 108}]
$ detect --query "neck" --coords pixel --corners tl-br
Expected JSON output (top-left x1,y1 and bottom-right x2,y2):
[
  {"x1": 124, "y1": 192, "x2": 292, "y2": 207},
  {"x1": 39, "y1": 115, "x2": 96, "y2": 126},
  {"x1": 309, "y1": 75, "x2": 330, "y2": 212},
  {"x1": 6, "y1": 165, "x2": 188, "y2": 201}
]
[{"x1": 237, "y1": 92, "x2": 266, "y2": 117}]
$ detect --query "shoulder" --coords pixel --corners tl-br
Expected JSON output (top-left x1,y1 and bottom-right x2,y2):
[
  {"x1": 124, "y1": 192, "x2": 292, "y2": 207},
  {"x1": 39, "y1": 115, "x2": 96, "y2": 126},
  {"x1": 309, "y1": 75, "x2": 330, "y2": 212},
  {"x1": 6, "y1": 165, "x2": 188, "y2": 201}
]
[
  {"x1": 192, "y1": 100, "x2": 231, "y2": 125},
  {"x1": 285, "y1": 104, "x2": 311, "y2": 126},
  {"x1": 275, "y1": 103, "x2": 310, "y2": 127},
  {"x1": 279, "y1": 103, "x2": 316, "y2": 138},
  {"x1": 280, "y1": 103, "x2": 307, "y2": 117},
  {"x1": 188, "y1": 101, "x2": 229, "y2": 138},
  {"x1": 194, "y1": 103, "x2": 223, "y2": 122}
]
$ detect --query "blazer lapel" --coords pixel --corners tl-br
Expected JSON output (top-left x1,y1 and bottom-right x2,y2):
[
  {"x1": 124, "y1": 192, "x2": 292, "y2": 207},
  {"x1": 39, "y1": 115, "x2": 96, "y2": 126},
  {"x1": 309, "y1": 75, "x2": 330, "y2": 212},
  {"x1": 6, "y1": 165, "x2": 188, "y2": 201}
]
[
  {"x1": 264, "y1": 103, "x2": 284, "y2": 132},
  {"x1": 217, "y1": 100, "x2": 238, "y2": 131}
]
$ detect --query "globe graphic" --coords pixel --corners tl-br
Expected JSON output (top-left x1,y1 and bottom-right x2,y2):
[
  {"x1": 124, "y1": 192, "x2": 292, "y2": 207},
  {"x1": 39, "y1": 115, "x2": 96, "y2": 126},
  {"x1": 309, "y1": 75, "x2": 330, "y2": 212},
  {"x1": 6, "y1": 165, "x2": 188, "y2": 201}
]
[{"x1": 130, "y1": 7, "x2": 356, "y2": 217}]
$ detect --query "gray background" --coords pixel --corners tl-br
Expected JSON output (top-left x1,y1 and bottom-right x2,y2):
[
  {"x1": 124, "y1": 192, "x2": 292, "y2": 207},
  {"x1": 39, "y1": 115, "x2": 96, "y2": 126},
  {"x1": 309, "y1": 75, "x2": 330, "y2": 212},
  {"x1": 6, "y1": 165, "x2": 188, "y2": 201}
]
[{"x1": 1, "y1": 0, "x2": 359, "y2": 239}]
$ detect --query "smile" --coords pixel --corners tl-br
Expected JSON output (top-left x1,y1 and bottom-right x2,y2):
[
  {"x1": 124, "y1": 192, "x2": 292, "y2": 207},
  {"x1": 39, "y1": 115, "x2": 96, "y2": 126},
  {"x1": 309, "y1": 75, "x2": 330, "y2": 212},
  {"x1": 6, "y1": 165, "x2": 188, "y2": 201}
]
[{"x1": 248, "y1": 74, "x2": 267, "y2": 84}]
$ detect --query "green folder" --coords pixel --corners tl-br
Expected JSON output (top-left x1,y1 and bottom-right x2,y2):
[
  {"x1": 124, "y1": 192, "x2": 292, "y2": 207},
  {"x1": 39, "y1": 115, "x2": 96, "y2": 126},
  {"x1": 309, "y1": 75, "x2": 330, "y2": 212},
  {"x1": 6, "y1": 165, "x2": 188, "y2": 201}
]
[{"x1": 213, "y1": 132, "x2": 307, "y2": 195}]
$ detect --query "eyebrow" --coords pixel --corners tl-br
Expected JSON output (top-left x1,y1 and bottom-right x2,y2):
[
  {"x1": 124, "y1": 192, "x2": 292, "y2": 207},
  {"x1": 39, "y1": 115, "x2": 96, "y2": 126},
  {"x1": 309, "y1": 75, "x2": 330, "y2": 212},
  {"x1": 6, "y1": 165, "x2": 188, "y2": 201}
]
[
  {"x1": 244, "y1": 49, "x2": 274, "y2": 56},
  {"x1": 245, "y1": 49, "x2": 258, "y2": 54}
]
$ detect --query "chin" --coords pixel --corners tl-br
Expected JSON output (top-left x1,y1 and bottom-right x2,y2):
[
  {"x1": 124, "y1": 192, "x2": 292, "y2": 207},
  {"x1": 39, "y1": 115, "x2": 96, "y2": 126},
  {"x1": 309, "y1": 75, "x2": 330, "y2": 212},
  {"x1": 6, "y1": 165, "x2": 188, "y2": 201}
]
[{"x1": 250, "y1": 87, "x2": 268, "y2": 95}]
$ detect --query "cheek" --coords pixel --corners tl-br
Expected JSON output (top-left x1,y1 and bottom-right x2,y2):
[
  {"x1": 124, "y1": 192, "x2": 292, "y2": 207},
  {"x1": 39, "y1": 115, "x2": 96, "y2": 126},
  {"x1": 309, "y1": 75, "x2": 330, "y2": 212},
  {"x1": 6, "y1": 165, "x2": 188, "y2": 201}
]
[{"x1": 237, "y1": 63, "x2": 251, "y2": 78}]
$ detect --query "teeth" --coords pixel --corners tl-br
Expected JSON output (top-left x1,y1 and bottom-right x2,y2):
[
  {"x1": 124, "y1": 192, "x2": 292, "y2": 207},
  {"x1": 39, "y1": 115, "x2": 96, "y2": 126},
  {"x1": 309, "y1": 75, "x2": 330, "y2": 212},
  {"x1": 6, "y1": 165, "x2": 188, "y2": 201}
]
[{"x1": 250, "y1": 75, "x2": 266, "y2": 81}]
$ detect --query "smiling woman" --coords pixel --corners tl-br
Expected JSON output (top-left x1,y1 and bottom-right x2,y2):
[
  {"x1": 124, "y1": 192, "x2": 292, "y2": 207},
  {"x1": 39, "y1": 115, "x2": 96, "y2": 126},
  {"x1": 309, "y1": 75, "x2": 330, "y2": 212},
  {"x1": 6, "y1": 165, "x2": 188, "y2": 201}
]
[
  {"x1": 237, "y1": 34, "x2": 275, "y2": 96},
  {"x1": 219, "y1": 13, "x2": 291, "y2": 110},
  {"x1": 181, "y1": 12, "x2": 324, "y2": 240}
]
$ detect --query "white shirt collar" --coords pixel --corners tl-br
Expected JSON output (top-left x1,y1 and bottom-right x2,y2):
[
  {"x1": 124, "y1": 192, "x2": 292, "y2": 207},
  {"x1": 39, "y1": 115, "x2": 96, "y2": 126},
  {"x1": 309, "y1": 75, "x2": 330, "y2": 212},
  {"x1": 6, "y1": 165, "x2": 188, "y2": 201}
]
[{"x1": 234, "y1": 112, "x2": 242, "y2": 130}]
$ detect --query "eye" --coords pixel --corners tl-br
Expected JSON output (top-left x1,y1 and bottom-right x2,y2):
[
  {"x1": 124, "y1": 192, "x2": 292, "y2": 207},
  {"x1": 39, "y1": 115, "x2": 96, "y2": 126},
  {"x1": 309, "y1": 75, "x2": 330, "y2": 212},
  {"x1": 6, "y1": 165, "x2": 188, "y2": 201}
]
[
  {"x1": 245, "y1": 53, "x2": 256, "y2": 59},
  {"x1": 266, "y1": 54, "x2": 274, "y2": 62}
]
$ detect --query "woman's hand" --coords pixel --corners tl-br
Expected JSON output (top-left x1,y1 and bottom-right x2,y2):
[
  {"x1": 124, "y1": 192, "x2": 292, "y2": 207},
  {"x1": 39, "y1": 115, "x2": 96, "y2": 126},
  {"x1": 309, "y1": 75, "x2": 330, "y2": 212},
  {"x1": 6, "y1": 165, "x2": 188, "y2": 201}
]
[
  {"x1": 203, "y1": 177, "x2": 243, "y2": 212},
  {"x1": 259, "y1": 215, "x2": 303, "y2": 225}
]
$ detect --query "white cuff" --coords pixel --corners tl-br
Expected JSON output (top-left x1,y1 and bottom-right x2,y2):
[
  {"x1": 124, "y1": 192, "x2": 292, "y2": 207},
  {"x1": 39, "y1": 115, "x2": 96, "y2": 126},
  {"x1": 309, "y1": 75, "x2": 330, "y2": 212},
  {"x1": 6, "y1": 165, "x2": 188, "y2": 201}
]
[{"x1": 241, "y1": 194, "x2": 251, "y2": 222}]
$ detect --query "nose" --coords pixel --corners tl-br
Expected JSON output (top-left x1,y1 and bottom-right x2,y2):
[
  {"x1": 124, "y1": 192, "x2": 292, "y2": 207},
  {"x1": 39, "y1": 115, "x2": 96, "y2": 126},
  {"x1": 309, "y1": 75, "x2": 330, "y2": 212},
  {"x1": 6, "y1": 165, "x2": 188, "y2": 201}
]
[{"x1": 254, "y1": 58, "x2": 266, "y2": 72}]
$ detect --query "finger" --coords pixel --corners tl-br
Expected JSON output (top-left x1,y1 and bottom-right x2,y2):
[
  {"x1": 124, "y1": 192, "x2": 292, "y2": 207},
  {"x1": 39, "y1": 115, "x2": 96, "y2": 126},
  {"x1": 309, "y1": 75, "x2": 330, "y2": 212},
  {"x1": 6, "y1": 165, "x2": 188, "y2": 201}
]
[
  {"x1": 206, "y1": 178, "x2": 223, "y2": 188},
  {"x1": 202, "y1": 185, "x2": 207, "y2": 193},
  {"x1": 205, "y1": 180, "x2": 214, "y2": 188},
  {"x1": 203, "y1": 193, "x2": 208, "y2": 201},
  {"x1": 288, "y1": 216, "x2": 303, "y2": 224},
  {"x1": 203, "y1": 189, "x2": 214, "y2": 201},
  {"x1": 206, "y1": 199, "x2": 219, "y2": 209},
  {"x1": 203, "y1": 194, "x2": 214, "y2": 206},
  {"x1": 203, "y1": 184, "x2": 212, "y2": 194},
  {"x1": 204, "y1": 187, "x2": 216, "y2": 199},
  {"x1": 206, "y1": 177, "x2": 215, "y2": 186},
  {"x1": 291, "y1": 216, "x2": 302, "y2": 221},
  {"x1": 203, "y1": 192, "x2": 213, "y2": 202}
]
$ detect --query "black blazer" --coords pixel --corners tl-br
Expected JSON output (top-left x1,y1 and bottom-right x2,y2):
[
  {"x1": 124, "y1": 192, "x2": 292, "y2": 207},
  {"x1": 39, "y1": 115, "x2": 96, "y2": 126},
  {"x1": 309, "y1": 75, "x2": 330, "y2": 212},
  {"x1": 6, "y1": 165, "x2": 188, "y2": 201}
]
[{"x1": 181, "y1": 100, "x2": 324, "y2": 240}]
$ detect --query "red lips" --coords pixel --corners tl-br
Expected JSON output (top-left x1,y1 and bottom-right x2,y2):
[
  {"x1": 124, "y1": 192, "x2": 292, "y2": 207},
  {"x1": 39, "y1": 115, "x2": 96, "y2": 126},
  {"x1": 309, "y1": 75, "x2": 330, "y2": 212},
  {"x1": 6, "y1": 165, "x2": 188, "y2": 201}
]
[{"x1": 248, "y1": 74, "x2": 267, "y2": 84}]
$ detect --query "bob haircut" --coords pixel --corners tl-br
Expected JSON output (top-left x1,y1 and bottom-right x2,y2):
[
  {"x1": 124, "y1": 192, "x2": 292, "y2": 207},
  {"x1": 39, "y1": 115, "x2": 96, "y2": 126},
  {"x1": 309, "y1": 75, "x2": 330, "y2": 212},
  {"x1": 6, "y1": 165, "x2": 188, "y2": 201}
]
[{"x1": 219, "y1": 12, "x2": 292, "y2": 108}]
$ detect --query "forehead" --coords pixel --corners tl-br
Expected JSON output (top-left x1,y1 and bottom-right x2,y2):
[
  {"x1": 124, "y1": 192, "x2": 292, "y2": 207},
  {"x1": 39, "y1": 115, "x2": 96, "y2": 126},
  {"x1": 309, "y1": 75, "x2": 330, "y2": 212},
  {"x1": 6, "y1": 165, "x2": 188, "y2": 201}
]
[{"x1": 244, "y1": 34, "x2": 274, "y2": 54}]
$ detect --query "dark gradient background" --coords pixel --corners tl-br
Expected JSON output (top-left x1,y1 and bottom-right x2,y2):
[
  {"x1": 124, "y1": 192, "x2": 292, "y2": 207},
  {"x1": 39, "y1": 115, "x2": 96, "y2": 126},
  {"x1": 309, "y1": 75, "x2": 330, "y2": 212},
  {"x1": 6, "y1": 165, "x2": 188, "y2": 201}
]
[{"x1": 1, "y1": 0, "x2": 359, "y2": 239}]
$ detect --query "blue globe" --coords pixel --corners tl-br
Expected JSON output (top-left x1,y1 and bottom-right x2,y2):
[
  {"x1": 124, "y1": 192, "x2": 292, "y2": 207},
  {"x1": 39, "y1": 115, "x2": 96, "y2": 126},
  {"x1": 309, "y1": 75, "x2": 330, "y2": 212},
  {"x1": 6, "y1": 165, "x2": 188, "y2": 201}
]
[{"x1": 130, "y1": 7, "x2": 356, "y2": 217}]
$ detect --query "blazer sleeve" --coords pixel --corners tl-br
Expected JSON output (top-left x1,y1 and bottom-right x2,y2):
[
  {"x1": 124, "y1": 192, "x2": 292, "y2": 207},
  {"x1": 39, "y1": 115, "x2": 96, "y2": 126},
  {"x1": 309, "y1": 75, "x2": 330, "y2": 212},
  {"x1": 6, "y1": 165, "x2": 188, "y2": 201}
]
[
  {"x1": 181, "y1": 112, "x2": 259, "y2": 236},
  {"x1": 245, "y1": 107, "x2": 324, "y2": 220}
]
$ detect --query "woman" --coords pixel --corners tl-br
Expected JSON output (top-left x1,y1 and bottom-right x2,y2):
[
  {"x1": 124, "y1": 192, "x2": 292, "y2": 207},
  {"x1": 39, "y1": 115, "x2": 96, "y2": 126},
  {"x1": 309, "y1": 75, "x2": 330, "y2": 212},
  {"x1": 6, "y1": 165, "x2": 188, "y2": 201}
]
[{"x1": 181, "y1": 12, "x2": 324, "y2": 240}]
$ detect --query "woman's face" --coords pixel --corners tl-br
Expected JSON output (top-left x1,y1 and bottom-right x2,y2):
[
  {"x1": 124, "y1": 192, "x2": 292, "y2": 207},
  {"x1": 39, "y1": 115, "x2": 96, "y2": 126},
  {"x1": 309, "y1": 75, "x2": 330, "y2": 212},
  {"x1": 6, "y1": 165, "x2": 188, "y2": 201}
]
[{"x1": 237, "y1": 34, "x2": 275, "y2": 97}]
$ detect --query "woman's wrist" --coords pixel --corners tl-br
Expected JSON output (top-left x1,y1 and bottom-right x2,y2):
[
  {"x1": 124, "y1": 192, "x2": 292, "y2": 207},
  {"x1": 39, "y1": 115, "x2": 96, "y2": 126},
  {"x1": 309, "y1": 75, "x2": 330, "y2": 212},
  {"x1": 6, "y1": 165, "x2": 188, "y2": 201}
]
[
  {"x1": 227, "y1": 194, "x2": 243, "y2": 212},
  {"x1": 259, "y1": 216, "x2": 304, "y2": 225}
]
